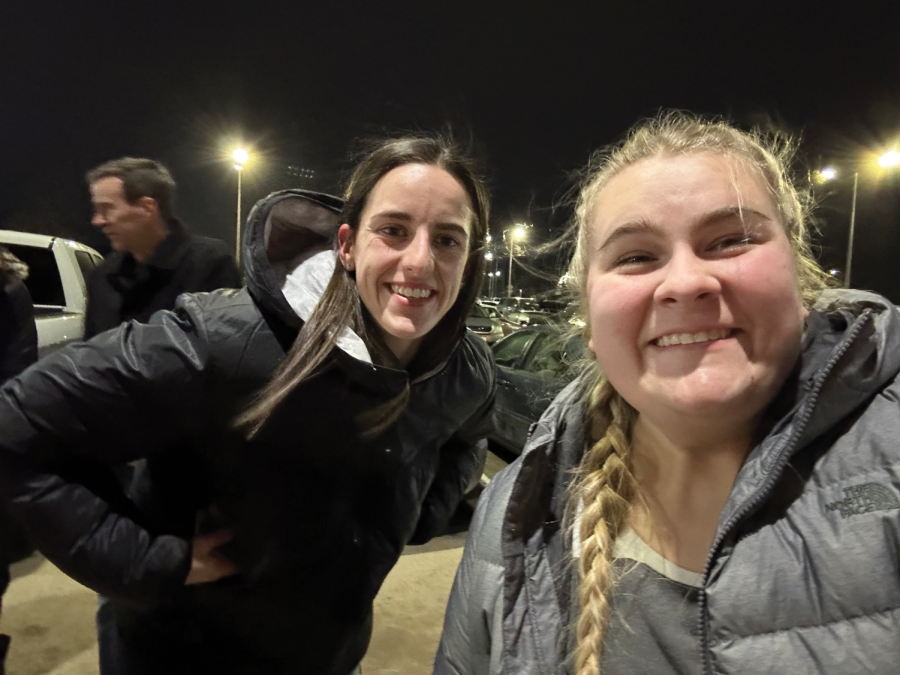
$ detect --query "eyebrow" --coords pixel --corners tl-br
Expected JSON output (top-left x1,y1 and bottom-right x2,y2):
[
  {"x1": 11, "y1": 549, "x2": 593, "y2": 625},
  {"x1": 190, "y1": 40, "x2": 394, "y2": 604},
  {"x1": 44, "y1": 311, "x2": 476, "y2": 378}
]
[
  {"x1": 598, "y1": 206, "x2": 773, "y2": 252},
  {"x1": 370, "y1": 210, "x2": 413, "y2": 223}
]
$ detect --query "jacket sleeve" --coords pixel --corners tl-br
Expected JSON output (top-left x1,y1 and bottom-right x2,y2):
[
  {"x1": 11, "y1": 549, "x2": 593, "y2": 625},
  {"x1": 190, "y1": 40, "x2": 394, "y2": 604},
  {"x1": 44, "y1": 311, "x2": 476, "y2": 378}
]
[
  {"x1": 409, "y1": 342, "x2": 497, "y2": 545},
  {"x1": 433, "y1": 473, "x2": 509, "y2": 675},
  {"x1": 0, "y1": 295, "x2": 216, "y2": 606},
  {"x1": 0, "y1": 279, "x2": 38, "y2": 384}
]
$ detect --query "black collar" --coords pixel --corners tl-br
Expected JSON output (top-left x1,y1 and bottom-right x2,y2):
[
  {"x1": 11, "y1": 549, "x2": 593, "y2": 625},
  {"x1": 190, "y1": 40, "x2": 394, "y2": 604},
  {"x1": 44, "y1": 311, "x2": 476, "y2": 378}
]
[
  {"x1": 142, "y1": 218, "x2": 190, "y2": 271},
  {"x1": 108, "y1": 218, "x2": 190, "y2": 280}
]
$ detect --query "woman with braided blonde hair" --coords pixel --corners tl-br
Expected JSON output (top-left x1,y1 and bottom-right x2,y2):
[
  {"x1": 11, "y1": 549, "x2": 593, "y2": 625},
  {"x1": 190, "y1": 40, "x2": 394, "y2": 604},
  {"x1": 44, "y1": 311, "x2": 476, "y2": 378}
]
[{"x1": 435, "y1": 112, "x2": 900, "y2": 675}]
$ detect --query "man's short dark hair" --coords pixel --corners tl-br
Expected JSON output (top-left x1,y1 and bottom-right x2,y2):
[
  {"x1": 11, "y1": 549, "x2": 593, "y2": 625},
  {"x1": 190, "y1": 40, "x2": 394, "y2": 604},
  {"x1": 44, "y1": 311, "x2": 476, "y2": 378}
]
[{"x1": 86, "y1": 157, "x2": 177, "y2": 221}]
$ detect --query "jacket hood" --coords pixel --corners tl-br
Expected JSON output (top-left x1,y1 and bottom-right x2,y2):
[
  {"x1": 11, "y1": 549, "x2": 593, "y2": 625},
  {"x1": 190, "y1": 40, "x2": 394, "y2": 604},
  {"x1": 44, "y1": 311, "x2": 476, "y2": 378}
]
[
  {"x1": 240, "y1": 190, "x2": 373, "y2": 364},
  {"x1": 242, "y1": 189, "x2": 344, "y2": 326}
]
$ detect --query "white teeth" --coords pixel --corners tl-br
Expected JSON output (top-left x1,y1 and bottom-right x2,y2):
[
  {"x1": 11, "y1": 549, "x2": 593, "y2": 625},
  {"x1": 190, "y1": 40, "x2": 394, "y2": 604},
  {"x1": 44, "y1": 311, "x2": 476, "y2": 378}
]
[
  {"x1": 656, "y1": 328, "x2": 731, "y2": 347},
  {"x1": 391, "y1": 285, "x2": 432, "y2": 299}
]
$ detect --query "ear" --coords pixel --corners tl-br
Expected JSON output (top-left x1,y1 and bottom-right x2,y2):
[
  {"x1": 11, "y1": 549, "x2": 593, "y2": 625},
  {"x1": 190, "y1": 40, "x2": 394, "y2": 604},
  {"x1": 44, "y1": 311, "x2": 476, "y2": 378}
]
[
  {"x1": 587, "y1": 336, "x2": 595, "y2": 355},
  {"x1": 337, "y1": 223, "x2": 355, "y2": 271},
  {"x1": 136, "y1": 196, "x2": 160, "y2": 219}
]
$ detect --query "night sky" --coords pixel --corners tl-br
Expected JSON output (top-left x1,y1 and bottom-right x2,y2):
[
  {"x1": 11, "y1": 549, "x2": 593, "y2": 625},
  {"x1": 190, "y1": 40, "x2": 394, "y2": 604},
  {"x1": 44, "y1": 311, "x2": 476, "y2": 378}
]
[{"x1": 2, "y1": 1, "x2": 899, "y2": 297}]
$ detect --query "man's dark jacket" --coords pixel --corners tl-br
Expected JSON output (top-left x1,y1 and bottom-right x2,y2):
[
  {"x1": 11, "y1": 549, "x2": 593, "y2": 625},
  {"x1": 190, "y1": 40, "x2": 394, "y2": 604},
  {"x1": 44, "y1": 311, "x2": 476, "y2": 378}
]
[
  {"x1": 0, "y1": 190, "x2": 496, "y2": 674},
  {"x1": 84, "y1": 218, "x2": 240, "y2": 338}
]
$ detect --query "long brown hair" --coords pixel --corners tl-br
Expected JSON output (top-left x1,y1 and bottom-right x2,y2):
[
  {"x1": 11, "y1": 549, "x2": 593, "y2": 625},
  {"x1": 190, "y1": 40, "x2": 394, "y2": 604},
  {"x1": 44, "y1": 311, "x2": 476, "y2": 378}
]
[
  {"x1": 237, "y1": 134, "x2": 490, "y2": 437},
  {"x1": 566, "y1": 112, "x2": 831, "y2": 675}
]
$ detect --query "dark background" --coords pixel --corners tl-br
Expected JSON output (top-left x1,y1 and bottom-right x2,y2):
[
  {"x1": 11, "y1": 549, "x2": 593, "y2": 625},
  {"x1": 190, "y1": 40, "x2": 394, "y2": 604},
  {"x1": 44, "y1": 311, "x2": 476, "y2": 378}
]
[{"x1": 2, "y1": 1, "x2": 898, "y2": 298}]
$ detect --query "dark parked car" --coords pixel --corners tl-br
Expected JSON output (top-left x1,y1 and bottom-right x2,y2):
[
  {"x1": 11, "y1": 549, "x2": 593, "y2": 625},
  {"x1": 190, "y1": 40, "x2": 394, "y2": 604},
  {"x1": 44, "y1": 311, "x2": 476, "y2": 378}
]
[
  {"x1": 489, "y1": 325, "x2": 585, "y2": 455},
  {"x1": 466, "y1": 302, "x2": 504, "y2": 343}
]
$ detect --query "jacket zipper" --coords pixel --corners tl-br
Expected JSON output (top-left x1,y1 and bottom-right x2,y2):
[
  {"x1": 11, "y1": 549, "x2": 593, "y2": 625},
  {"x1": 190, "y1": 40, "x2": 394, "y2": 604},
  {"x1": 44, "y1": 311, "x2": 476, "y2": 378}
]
[{"x1": 698, "y1": 310, "x2": 872, "y2": 675}]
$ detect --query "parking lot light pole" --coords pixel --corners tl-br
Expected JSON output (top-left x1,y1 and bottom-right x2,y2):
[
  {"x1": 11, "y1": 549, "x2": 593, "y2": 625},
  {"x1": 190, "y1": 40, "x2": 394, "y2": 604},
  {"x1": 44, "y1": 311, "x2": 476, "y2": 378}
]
[
  {"x1": 233, "y1": 149, "x2": 249, "y2": 265},
  {"x1": 817, "y1": 150, "x2": 898, "y2": 289},
  {"x1": 505, "y1": 225, "x2": 526, "y2": 297}
]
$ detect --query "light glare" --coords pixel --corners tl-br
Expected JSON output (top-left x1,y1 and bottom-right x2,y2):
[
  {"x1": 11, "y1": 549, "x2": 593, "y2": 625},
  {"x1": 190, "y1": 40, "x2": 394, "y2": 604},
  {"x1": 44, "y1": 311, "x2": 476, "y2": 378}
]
[
  {"x1": 233, "y1": 149, "x2": 249, "y2": 164},
  {"x1": 878, "y1": 151, "x2": 900, "y2": 168}
]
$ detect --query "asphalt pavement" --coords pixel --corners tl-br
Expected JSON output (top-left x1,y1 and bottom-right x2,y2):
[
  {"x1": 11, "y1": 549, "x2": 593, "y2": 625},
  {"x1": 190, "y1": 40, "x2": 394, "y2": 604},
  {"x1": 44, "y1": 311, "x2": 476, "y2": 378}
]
[{"x1": 0, "y1": 450, "x2": 512, "y2": 675}]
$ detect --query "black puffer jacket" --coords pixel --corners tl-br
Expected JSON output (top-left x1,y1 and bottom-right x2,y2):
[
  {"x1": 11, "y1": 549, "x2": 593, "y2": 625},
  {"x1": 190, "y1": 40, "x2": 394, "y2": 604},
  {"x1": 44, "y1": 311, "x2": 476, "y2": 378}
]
[
  {"x1": 0, "y1": 190, "x2": 496, "y2": 674},
  {"x1": 0, "y1": 275, "x2": 38, "y2": 568}
]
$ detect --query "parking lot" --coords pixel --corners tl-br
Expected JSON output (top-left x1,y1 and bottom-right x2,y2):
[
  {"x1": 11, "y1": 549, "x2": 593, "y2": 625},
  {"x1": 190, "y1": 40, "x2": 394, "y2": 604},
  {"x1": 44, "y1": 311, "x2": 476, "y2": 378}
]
[{"x1": 0, "y1": 451, "x2": 513, "y2": 675}]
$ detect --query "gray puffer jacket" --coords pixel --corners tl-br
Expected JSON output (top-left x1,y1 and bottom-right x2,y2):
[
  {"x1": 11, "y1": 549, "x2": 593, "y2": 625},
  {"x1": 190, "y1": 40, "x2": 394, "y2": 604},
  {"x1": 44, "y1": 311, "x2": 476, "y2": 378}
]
[{"x1": 435, "y1": 289, "x2": 900, "y2": 675}]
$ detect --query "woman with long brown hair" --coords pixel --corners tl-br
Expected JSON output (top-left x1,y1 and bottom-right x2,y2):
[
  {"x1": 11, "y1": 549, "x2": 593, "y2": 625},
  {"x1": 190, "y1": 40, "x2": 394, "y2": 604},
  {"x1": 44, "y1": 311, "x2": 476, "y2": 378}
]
[
  {"x1": 436, "y1": 112, "x2": 900, "y2": 674},
  {"x1": 0, "y1": 134, "x2": 495, "y2": 674}
]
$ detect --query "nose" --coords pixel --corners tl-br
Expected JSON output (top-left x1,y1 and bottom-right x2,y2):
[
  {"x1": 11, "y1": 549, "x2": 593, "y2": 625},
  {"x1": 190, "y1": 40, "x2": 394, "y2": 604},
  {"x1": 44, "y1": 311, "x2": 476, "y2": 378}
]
[
  {"x1": 653, "y1": 246, "x2": 721, "y2": 305},
  {"x1": 402, "y1": 227, "x2": 435, "y2": 275},
  {"x1": 91, "y1": 213, "x2": 106, "y2": 228}
]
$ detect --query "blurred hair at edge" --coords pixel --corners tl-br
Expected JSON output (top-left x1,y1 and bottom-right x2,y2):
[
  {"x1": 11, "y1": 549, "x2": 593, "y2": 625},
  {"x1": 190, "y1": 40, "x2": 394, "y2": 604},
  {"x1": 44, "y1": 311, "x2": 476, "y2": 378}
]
[
  {"x1": 0, "y1": 246, "x2": 29, "y2": 285},
  {"x1": 239, "y1": 133, "x2": 490, "y2": 437},
  {"x1": 563, "y1": 110, "x2": 833, "y2": 675}
]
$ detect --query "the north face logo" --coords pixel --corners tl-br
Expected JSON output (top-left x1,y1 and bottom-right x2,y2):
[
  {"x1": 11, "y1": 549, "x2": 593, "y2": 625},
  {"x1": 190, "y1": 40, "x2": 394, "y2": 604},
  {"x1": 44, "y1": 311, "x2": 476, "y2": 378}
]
[{"x1": 824, "y1": 483, "x2": 900, "y2": 519}]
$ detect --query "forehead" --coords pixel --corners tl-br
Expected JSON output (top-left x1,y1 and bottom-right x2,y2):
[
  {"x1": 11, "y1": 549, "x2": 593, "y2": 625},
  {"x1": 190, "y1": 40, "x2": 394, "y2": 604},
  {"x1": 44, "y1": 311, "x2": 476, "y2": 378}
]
[
  {"x1": 365, "y1": 163, "x2": 473, "y2": 225},
  {"x1": 590, "y1": 153, "x2": 776, "y2": 236},
  {"x1": 90, "y1": 176, "x2": 126, "y2": 202}
]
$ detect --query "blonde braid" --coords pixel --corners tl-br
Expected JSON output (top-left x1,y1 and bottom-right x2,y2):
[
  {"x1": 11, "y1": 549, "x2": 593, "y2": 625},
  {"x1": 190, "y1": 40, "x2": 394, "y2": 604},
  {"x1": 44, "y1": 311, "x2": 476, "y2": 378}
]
[{"x1": 571, "y1": 375, "x2": 638, "y2": 675}]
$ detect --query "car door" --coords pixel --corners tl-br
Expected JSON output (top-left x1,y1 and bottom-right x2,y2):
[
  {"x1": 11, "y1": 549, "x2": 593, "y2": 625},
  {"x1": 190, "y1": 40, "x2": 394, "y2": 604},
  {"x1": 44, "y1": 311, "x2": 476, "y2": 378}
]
[{"x1": 491, "y1": 328, "x2": 547, "y2": 453}]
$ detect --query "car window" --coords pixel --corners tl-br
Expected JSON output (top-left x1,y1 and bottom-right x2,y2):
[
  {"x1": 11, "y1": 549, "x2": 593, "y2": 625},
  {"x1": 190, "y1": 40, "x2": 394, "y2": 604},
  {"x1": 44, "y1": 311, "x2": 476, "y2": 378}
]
[
  {"x1": 484, "y1": 306, "x2": 499, "y2": 319},
  {"x1": 470, "y1": 304, "x2": 489, "y2": 318},
  {"x1": 3, "y1": 243, "x2": 65, "y2": 306},
  {"x1": 523, "y1": 334, "x2": 567, "y2": 379},
  {"x1": 491, "y1": 329, "x2": 539, "y2": 368},
  {"x1": 524, "y1": 333, "x2": 585, "y2": 380}
]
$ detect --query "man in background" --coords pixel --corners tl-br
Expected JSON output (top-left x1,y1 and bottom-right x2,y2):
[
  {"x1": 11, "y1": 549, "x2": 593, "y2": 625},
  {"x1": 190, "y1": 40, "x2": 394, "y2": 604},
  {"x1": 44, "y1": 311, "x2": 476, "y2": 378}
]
[
  {"x1": 85, "y1": 158, "x2": 239, "y2": 674},
  {"x1": 85, "y1": 157, "x2": 240, "y2": 338}
]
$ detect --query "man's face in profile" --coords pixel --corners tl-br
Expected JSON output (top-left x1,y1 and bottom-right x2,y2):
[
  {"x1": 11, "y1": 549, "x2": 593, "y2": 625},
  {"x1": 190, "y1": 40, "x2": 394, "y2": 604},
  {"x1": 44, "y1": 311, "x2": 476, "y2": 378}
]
[{"x1": 90, "y1": 176, "x2": 155, "y2": 255}]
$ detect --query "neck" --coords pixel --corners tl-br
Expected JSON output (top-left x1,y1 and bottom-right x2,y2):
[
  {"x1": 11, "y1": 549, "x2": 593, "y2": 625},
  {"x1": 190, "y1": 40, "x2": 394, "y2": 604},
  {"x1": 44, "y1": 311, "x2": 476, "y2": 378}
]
[
  {"x1": 382, "y1": 334, "x2": 422, "y2": 368},
  {"x1": 631, "y1": 414, "x2": 753, "y2": 491},
  {"x1": 130, "y1": 218, "x2": 170, "y2": 263},
  {"x1": 627, "y1": 413, "x2": 756, "y2": 571}
]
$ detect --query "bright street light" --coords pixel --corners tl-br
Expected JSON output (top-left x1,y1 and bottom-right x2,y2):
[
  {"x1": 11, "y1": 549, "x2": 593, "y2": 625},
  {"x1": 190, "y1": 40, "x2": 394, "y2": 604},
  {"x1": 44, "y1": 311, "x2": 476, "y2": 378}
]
[
  {"x1": 484, "y1": 250, "x2": 493, "y2": 260},
  {"x1": 818, "y1": 167, "x2": 837, "y2": 182},
  {"x1": 879, "y1": 151, "x2": 900, "y2": 168},
  {"x1": 233, "y1": 148, "x2": 249, "y2": 165}
]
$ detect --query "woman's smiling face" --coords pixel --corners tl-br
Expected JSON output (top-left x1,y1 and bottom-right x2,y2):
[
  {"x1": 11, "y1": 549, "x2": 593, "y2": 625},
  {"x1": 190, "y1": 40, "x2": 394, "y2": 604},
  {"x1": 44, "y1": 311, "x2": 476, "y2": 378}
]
[
  {"x1": 338, "y1": 163, "x2": 473, "y2": 365},
  {"x1": 585, "y1": 152, "x2": 806, "y2": 429}
]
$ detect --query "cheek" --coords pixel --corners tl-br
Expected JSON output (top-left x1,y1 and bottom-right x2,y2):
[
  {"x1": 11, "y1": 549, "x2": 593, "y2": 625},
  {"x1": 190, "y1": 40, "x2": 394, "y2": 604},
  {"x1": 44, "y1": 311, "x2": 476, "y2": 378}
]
[
  {"x1": 586, "y1": 274, "x2": 646, "y2": 363},
  {"x1": 441, "y1": 256, "x2": 468, "y2": 292}
]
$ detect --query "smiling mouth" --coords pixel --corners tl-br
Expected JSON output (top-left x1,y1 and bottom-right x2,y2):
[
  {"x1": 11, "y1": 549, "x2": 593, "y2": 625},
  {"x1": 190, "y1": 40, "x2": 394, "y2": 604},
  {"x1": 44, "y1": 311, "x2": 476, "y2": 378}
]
[
  {"x1": 391, "y1": 284, "x2": 435, "y2": 299},
  {"x1": 653, "y1": 328, "x2": 733, "y2": 347}
]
